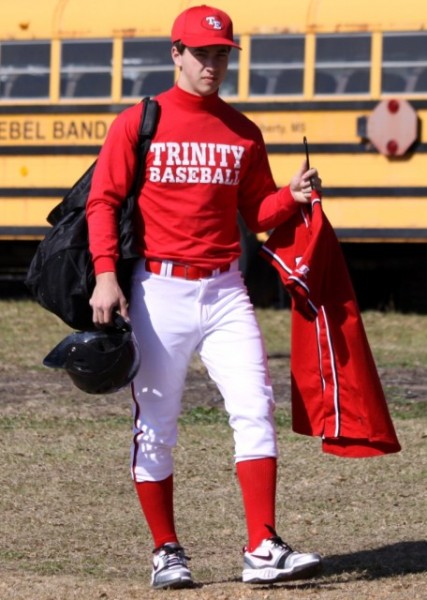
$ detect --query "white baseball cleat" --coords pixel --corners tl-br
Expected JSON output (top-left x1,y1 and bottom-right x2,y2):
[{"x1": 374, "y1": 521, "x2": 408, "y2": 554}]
[
  {"x1": 151, "y1": 542, "x2": 194, "y2": 589},
  {"x1": 242, "y1": 527, "x2": 322, "y2": 584}
]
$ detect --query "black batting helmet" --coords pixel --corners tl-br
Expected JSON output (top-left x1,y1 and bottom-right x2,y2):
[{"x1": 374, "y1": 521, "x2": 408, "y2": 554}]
[{"x1": 43, "y1": 315, "x2": 140, "y2": 394}]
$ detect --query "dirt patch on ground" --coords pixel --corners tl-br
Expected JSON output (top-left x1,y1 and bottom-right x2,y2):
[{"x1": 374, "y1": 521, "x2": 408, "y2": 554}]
[{"x1": 1, "y1": 355, "x2": 426, "y2": 419}]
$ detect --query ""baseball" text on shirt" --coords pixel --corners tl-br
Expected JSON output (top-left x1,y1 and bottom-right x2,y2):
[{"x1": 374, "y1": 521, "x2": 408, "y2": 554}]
[{"x1": 148, "y1": 141, "x2": 245, "y2": 185}]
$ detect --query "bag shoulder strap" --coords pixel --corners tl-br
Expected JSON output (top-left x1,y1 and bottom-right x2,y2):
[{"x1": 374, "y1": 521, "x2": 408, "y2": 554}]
[
  {"x1": 139, "y1": 96, "x2": 160, "y2": 141},
  {"x1": 133, "y1": 96, "x2": 159, "y2": 192}
]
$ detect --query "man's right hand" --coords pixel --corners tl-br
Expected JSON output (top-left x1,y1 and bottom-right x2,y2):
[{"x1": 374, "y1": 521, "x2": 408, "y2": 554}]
[{"x1": 89, "y1": 271, "x2": 129, "y2": 326}]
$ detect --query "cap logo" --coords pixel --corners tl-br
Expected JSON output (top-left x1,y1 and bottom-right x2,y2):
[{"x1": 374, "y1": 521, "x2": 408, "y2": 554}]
[{"x1": 202, "y1": 15, "x2": 224, "y2": 31}]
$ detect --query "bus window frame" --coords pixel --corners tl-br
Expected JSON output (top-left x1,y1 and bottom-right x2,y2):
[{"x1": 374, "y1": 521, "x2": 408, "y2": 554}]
[
  {"x1": 314, "y1": 32, "x2": 372, "y2": 97},
  {"x1": 382, "y1": 31, "x2": 427, "y2": 94},
  {"x1": 121, "y1": 37, "x2": 175, "y2": 98},
  {"x1": 59, "y1": 38, "x2": 114, "y2": 100},
  {"x1": 248, "y1": 33, "x2": 305, "y2": 97},
  {"x1": 2, "y1": 30, "x2": 427, "y2": 103},
  {"x1": 0, "y1": 40, "x2": 51, "y2": 100}
]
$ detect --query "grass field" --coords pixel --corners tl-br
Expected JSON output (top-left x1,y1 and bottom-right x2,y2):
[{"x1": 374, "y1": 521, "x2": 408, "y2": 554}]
[{"x1": 0, "y1": 301, "x2": 426, "y2": 599}]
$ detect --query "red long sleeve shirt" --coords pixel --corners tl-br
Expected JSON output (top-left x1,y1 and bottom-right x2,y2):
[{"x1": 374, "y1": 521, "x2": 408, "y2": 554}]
[{"x1": 87, "y1": 85, "x2": 297, "y2": 274}]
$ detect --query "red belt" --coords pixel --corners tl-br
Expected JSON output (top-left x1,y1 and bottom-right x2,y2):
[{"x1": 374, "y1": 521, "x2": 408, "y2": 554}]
[{"x1": 145, "y1": 259, "x2": 231, "y2": 280}]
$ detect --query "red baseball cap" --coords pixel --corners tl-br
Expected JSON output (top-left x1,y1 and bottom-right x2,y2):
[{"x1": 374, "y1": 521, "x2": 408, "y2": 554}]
[{"x1": 171, "y1": 5, "x2": 241, "y2": 49}]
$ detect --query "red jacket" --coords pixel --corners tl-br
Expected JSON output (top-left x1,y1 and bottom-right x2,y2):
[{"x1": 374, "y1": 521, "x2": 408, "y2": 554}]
[{"x1": 261, "y1": 194, "x2": 401, "y2": 458}]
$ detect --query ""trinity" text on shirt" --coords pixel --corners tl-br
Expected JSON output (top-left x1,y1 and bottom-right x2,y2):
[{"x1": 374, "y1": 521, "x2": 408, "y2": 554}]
[{"x1": 148, "y1": 141, "x2": 244, "y2": 185}]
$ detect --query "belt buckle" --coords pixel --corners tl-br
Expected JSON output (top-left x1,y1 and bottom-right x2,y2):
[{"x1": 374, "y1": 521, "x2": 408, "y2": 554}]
[{"x1": 171, "y1": 261, "x2": 193, "y2": 279}]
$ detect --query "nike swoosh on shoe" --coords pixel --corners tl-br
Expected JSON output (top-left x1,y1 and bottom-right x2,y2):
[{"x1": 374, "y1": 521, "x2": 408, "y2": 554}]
[{"x1": 250, "y1": 551, "x2": 273, "y2": 560}]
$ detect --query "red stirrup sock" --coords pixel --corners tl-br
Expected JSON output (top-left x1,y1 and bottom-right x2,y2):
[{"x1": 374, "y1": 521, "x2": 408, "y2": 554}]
[
  {"x1": 134, "y1": 474, "x2": 179, "y2": 549},
  {"x1": 236, "y1": 457, "x2": 277, "y2": 552}
]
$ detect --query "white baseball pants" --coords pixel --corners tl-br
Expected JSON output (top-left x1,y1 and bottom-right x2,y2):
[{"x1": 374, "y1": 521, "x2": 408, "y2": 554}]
[{"x1": 129, "y1": 259, "x2": 277, "y2": 482}]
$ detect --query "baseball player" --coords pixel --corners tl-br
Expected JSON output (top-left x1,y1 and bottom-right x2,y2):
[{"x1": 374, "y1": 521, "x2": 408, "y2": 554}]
[{"x1": 87, "y1": 4, "x2": 322, "y2": 589}]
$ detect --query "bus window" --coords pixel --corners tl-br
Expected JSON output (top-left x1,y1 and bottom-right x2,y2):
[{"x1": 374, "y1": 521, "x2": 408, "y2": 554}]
[
  {"x1": 382, "y1": 32, "x2": 427, "y2": 93},
  {"x1": 0, "y1": 41, "x2": 50, "y2": 99},
  {"x1": 60, "y1": 40, "x2": 113, "y2": 98},
  {"x1": 249, "y1": 35, "x2": 304, "y2": 96},
  {"x1": 220, "y1": 45, "x2": 240, "y2": 97},
  {"x1": 315, "y1": 34, "x2": 371, "y2": 95},
  {"x1": 122, "y1": 39, "x2": 174, "y2": 97}
]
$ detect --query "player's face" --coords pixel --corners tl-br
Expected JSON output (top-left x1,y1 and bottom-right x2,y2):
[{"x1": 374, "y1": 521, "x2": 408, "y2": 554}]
[{"x1": 172, "y1": 45, "x2": 230, "y2": 96}]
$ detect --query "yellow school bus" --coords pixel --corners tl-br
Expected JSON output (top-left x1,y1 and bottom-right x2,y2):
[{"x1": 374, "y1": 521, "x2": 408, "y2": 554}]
[{"x1": 2, "y1": 0, "x2": 427, "y2": 308}]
